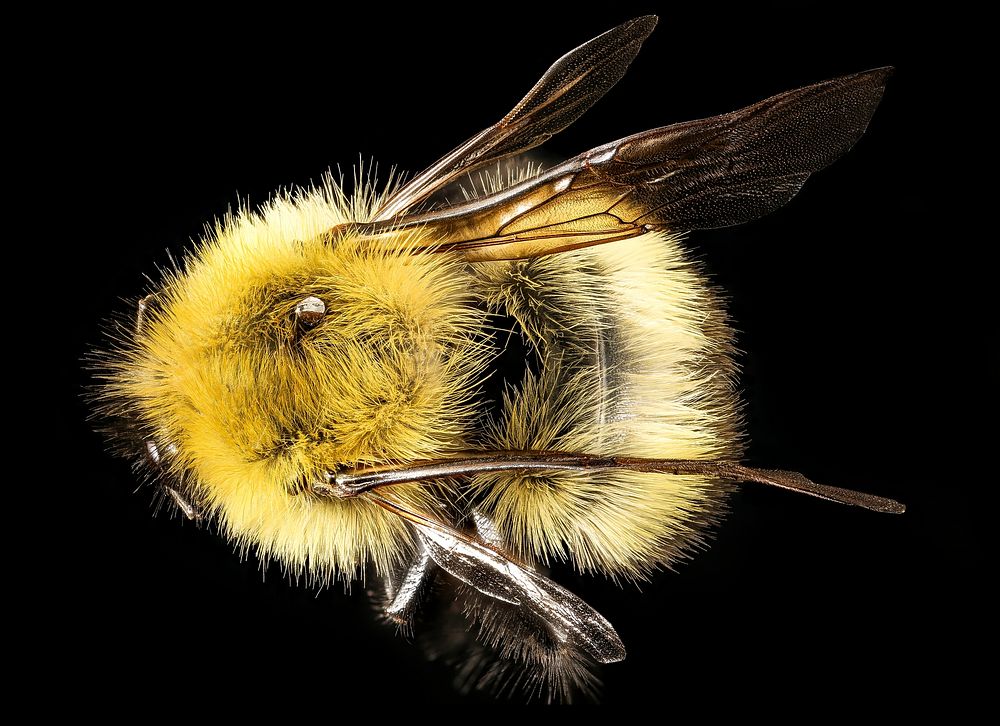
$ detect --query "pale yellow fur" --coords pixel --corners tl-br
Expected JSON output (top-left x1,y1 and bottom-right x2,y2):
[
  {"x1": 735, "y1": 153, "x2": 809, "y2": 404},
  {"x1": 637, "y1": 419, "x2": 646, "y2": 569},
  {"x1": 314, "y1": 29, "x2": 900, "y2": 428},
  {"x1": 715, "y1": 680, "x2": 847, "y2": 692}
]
[
  {"x1": 473, "y1": 234, "x2": 740, "y2": 580},
  {"x1": 98, "y1": 173, "x2": 739, "y2": 585},
  {"x1": 100, "y1": 177, "x2": 486, "y2": 584}
]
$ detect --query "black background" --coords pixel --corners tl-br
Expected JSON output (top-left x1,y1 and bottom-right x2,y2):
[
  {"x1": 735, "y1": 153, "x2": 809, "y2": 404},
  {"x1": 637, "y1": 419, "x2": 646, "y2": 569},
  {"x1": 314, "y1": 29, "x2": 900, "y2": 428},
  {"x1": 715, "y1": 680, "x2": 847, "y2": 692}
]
[{"x1": 60, "y1": 5, "x2": 982, "y2": 706}]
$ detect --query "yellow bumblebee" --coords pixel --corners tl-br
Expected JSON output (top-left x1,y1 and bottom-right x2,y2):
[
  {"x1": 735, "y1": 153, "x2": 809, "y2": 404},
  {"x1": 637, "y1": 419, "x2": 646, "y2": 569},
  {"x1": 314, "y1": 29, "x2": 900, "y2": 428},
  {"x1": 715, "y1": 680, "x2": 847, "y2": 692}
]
[{"x1": 93, "y1": 16, "x2": 900, "y2": 700}]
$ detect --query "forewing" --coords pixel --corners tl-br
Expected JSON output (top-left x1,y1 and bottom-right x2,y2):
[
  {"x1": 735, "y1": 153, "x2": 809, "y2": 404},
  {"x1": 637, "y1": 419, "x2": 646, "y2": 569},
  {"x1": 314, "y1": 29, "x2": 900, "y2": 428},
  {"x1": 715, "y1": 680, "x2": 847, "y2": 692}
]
[
  {"x1": 349, "y1": 67, "x2": 890, "y2": 261},
  {"x1": 372, "y1": 16, "x2": 657, "y2": 221}
]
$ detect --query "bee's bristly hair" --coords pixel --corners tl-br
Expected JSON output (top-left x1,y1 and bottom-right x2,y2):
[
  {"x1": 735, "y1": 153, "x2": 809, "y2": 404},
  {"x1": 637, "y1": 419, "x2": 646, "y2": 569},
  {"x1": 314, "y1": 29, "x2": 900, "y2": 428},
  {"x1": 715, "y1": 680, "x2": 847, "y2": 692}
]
[
  {"x1": 92, "y1": 171, "x2": 488, "y2": 586},
  {"x1": 459, "y1": 586, "x2": 602, "y2": 704},
  {"x1": 472, "y1": 231, "x2": 743, "y2": 580},
  {"x1": 456, "y1": 157, "x2": 546, "y2": 204},
  {"x1": 417, "y1": 581, "x2": 601, "y2": 704}
]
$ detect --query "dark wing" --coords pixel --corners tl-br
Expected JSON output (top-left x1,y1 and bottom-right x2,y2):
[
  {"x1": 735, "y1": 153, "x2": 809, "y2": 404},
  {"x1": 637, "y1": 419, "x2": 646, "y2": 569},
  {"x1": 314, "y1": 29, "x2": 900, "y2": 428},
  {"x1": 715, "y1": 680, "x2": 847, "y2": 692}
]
[
  {"x1": 348, "y1": 67, "x2": 890, "y2": 262},
  {"x1": 372, "y1": 16, "x2": 657, "y2": 222}
]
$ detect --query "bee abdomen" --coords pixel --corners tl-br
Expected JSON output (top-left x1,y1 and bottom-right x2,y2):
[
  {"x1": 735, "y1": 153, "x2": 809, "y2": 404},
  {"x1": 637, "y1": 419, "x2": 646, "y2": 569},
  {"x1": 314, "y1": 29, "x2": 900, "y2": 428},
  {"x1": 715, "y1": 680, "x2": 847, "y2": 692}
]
[{"x1": 471, "y1": 231, "x2": 742, "y2": 579}]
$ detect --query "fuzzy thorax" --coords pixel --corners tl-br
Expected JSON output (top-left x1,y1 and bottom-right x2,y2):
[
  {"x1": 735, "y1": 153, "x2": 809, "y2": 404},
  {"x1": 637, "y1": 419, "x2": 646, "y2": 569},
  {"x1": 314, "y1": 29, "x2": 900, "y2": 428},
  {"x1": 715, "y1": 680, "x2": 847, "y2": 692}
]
[{"x1": 98, "y1": 181, "x2": 485, "y2": 583}]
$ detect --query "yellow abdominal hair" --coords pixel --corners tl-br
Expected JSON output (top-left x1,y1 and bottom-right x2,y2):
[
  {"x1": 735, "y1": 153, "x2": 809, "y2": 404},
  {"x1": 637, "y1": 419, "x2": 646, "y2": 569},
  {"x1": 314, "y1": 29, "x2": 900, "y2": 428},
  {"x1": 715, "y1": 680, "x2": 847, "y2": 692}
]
[
  {"x1": 472, "y1": 233, "x2": 742, "y2": 581},
  {"x1": 96, "y1": 176, "x2": 486, "y2": 584}
]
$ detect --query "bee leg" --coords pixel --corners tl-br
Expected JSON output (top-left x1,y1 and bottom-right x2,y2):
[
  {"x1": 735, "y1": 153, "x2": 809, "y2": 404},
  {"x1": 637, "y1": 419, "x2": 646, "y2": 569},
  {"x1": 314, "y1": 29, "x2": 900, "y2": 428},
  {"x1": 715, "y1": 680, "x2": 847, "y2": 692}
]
[
  {"x1": 135, "y1": 293, "x2": 160, "y2": 335},
  {"x1": 383, "y1": 512, "x2": 506, "y2": 629},
  {"x1": 143, "y1": 437, "x2": 202, "y2": 523},
  {"x1": 384, "y1": 546, "x2": 434, "y2": 626},
  {"x1": 470, "y1": 508, "x2": 505, "y2": 550},
  {"x1": 162, "y1": 485, "x2": 204, "y2": 523}
]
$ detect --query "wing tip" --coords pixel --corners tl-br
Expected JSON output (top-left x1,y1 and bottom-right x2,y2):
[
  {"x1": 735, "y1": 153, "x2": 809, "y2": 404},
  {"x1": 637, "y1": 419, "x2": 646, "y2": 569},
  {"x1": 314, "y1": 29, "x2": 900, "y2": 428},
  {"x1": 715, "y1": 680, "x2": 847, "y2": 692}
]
[
  {"x1": 879, "y1": 498, "x2": 907, "y2": 515},
  {"x1": 633, "y1": 14, "x2": 660, "y2": 29},
  {"x1": 862, "y1": 65, "x2": 894, "y2": 85},
  {"x1": 596, "y1": 642, "x2": 628, "y2": 664},
  {"x1": 618, "y1": 15, "x2": 658, "y2": 41},
  {"x1": 844, "y1": 65, "x2": 895, "y2": 91}
]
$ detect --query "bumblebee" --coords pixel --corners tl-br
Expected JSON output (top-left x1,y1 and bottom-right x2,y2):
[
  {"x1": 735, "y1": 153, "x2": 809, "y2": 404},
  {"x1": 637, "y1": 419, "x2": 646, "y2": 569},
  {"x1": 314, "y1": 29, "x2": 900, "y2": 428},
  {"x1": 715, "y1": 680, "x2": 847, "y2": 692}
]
[{"x1": 93, "y1": 16, "x2": 901, "y2": 700}]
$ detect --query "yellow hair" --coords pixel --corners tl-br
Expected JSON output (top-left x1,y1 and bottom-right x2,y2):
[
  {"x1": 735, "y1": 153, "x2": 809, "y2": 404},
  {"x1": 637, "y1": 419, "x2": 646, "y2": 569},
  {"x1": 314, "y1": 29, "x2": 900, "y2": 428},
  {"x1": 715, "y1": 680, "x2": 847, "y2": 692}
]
[
  {"x1": 97, "y1": 176, "x2": 486, "y2": 584},
  {"x1": 96, "y1": 172, "x2": 740, "y2": 586},
  {"x1": 473, "y1": 233, "x2": 741, "y2": 581}
]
